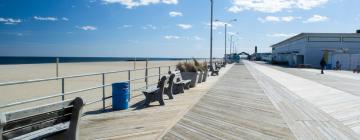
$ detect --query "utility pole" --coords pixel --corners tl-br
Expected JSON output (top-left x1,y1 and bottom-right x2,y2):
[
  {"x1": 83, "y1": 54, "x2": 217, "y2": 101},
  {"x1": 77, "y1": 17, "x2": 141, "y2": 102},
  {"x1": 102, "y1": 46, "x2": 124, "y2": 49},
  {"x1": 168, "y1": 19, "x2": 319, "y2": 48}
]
[{"x1": 209, "y1": 0, "x2": 214, "y2": 67}]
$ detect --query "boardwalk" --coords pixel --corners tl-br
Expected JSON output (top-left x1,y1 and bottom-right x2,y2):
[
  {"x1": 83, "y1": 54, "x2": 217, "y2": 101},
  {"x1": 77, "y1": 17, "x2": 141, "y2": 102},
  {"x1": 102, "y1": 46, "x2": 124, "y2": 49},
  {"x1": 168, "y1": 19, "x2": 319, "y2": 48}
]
[
  {"x1": 79, "y1": 64, "x2": 234, "y2": 140},
  {"x1": 80, "y1": 60, "x2": 360, "y2": 139},
  {"x1": 162, "y1": 63, "x2": 295, "y2": 140}
]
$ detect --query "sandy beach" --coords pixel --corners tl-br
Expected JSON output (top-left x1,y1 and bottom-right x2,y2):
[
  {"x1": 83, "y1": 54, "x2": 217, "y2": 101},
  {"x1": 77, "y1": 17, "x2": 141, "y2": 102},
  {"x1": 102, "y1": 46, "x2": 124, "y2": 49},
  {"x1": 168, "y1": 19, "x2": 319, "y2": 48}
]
[{"x1": 0, "y1": 60, "x2": 191, "y2": 112}]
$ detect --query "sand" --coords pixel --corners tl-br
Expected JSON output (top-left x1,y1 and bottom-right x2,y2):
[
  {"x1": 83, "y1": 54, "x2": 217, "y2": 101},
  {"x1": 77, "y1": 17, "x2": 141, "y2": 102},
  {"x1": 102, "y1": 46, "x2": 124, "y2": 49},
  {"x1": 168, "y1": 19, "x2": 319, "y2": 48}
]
[{"x1": 0, "y1": 60, "x2": 194, "y2": 112}]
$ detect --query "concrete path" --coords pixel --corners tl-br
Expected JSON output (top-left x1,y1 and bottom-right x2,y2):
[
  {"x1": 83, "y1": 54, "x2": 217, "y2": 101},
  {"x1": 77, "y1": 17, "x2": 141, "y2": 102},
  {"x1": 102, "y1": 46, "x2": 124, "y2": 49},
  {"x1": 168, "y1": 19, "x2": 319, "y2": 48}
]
[
  {"x1": 261, "y1": 63, "x2": 360, "y2": 98},
  {"x1": 162, "y1": 63, "x2": 295, "y2": 140},
  {"x1": 245, "y1": 61, "x2": 360, "y2": 139}
]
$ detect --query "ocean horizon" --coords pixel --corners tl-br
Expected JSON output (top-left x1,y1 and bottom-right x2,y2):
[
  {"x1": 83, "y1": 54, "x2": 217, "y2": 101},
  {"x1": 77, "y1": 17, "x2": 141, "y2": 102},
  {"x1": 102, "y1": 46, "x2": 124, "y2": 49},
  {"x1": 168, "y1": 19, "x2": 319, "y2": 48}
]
[{"x1": 0, "y1": 56, "x2": 195, "y2": 65}]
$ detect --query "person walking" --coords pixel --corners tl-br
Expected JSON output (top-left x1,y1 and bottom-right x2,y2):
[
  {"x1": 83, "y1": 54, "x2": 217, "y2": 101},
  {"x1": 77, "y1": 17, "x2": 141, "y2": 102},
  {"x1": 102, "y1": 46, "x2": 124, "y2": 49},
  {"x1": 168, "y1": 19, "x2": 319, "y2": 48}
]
[
  {"x1": 335, "y1": 60, "x2": 341, "y2": 70},
  {"x1": 320, "y1": 57, "x2": 327, "y2": 74}
]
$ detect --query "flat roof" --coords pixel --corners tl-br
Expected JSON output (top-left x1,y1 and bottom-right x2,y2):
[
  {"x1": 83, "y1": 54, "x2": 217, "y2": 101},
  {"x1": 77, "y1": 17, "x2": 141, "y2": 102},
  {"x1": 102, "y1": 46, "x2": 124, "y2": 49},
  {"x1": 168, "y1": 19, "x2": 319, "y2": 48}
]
[{"x1": 270, "y1": 33, "x2": 360, "y2": 48}]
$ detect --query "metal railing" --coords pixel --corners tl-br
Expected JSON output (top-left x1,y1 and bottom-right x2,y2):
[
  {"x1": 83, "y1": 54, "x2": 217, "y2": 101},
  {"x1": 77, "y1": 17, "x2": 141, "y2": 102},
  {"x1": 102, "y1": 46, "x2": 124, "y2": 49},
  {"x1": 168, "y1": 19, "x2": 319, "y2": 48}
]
[
  {"x1": 0, "y1": 64, "x2": 176, "y2": 111},
  {"x1": 0, "y1": 58, "x2": 224, "y2": 112}
]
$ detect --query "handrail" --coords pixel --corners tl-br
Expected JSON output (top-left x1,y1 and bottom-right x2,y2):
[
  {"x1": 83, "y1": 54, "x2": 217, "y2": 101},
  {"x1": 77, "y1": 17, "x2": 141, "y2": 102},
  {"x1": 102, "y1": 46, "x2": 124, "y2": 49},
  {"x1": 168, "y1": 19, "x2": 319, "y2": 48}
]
[
  {"x1": 0, "y1": 64, "x2": 178, "y2": 110},
  {"x1": 0, "y1": 65, "x2": 177, "y2": 87},
  {"x1": 0, "y1": 59, "x2": 222, "y2": 111}
]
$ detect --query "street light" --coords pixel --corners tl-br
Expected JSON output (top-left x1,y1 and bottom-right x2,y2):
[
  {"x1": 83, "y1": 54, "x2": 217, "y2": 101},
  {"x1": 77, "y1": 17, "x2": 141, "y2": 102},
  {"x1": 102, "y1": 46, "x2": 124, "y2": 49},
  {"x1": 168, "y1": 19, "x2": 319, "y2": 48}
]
[
  {"x1": 209, "y1": 0, "x2": 214, "y2": 67},
  {"x1": 229, "y1": 32, "x2": 239, "y2": 54},
  {"x1": 215, "y1": 19, "x2": 237, "y2": 64}
]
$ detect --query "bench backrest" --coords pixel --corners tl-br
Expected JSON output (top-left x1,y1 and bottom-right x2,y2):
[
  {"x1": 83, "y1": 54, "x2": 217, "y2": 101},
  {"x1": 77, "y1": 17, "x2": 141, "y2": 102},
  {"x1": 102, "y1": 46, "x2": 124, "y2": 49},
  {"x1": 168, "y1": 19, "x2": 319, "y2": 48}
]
[
  {"x1": 171, "y1": 71, "x2": 183, "y2": 82},
  {"x1": 0, "y1": 97, "x2": 84, "y2": 140}
]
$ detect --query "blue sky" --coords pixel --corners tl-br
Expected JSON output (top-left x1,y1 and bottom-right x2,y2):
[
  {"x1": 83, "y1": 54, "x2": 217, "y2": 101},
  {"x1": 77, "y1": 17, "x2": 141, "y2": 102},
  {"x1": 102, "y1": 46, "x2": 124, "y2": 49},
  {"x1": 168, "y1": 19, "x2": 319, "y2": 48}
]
[{"x1": 0, "y1": 0, "x2": 359, "y2": 58}]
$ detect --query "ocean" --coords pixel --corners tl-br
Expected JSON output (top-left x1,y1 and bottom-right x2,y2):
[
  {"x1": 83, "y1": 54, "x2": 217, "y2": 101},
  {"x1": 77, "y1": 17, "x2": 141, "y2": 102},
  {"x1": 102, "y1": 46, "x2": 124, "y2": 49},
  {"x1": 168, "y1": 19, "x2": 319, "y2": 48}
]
[{"x1": 0, "y1": 56, "x2": 188, "y2": 65}]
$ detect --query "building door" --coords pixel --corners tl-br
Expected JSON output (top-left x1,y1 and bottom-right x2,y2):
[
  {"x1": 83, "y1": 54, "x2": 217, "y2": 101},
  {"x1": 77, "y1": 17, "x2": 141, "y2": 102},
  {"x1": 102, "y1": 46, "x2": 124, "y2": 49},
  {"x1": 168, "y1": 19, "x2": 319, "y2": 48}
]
[{"x1": 296, "y1": 55, "x2": 304, "y2": 65}]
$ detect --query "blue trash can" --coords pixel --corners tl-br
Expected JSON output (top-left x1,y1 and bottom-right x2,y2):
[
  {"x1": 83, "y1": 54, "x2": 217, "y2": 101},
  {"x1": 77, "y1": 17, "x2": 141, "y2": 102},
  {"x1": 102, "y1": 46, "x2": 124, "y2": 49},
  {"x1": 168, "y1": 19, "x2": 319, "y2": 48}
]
[{"x1": 112, "y1": 82, "x2": 130, "y2": 110}]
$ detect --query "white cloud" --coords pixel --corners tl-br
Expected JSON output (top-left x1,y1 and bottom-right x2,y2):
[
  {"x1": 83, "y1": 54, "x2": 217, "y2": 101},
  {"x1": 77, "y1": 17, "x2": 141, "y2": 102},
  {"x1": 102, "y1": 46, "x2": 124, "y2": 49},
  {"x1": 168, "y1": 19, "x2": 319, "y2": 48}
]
[
  {"x1": 121, "y1": 24, "x2": 133, "y2": 28},
  {"x1": 102, "y1": 0, "x2": 178, "y2": 9},
  {"x1": 303, "y1": 14, "x2": 328, "y2": 23},
  {"x1": 228, "y1": 0, "x2": 328, "y2": 13},
  {"x1": 142, "y1": 24, "x2": 157, "y2": 30},
  {"x1": 169, "y1": 11, "x2": 183, "y2": 17},
  {"x1": 62, "y1": 17, "x2": 69, "y2": 21},
  {"x1": 207, "y1": 21, "x2": 232, "y2": 30},
  {"x1": 164, "y1": 35, "x2": 203, "y2": 41},
  {"x1": 162, "y1": 0, "x2": 177, "y2": 4},
  {"x1": 258, "y1": 16, "x2": 297, "y2": 23},
  {"x1": 78, "y1": 26, "x2": 97, "y2": 31},
  {"x1": 267, "y1": 33, "x2": 296, "y2": 37},
  {"x1": 34, "y1": 16, "x2": 58, "y2": 21},
  {"x1": 164, "y1": 35, "x2": 180, "y2": 40},
  {"x1": 0, "y1": 17, "x2": 21, "y2": 25},
  {"x1": 177, "y1": 24, "x2": 192, "y2": 30}
]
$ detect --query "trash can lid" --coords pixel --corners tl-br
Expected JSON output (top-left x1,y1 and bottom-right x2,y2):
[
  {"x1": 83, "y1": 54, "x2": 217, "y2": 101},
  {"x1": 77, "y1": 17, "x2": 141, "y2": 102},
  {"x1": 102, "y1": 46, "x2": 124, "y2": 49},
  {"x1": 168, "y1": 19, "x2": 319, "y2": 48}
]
[{"x1": 112, "y1": 82, "x2": 129, "y2": 88}]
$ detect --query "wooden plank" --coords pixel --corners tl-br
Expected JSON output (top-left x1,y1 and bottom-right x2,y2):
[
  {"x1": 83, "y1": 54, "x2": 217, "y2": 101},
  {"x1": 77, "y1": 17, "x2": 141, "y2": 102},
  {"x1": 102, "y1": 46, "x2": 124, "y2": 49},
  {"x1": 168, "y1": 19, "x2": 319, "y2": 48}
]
[
  {"x1": 162, "y1": 64, "x2": 295, "y2": 140},
  {"x1": 245, "y1": 61, "x2": 360, "y2": 139},
  {"x1": 79, "y1": 65, "x2": 235, "y2": 140}
]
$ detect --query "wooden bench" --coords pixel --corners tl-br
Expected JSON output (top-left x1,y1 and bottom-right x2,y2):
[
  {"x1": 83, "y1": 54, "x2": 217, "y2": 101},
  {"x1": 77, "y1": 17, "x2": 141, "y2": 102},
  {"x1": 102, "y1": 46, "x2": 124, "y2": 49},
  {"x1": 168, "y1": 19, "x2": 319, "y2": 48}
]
[
  {"x1": 171, "y1": 71, "x2": 191, "y2": 94},
  {"x1": 142, "y1": 75, "x2": 169, "y2": 107},
  {"x1": 215, "y1": 63, "x2": 222, "y2": 70},
  {"x1": 209, "y1": 65, "x2": 219, "y2": 76},
  {"x1": 0, "y1": 97, "x2": 84, "y2": 140}
]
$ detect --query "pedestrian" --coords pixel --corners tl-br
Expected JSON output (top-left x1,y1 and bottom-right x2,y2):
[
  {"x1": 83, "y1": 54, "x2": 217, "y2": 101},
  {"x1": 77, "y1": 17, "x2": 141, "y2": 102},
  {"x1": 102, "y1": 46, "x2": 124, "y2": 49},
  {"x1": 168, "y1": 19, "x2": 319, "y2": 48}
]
[
  {"x1": 335, "y1": 60, "x2": 341, "y2": 70},
  {"x1": 320, "y1": 57, "x2": 327, "y2": 74}
]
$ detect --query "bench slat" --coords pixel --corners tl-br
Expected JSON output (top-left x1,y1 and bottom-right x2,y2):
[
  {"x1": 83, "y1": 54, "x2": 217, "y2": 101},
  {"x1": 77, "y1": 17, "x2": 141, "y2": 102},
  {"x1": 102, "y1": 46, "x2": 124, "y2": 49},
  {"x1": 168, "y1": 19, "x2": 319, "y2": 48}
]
[
  {"x1": 11, "y1": 122, "x2": 69, "y2": 140},
  {"x1": 3, "y1": 114, "x2": 71, "y2": 139},
  {"x1": 4, "y1": 107, "x2": 73, "y2": 132},
  {"x1": 5, "y1": 99, "x2": 74, "y2": 122}
]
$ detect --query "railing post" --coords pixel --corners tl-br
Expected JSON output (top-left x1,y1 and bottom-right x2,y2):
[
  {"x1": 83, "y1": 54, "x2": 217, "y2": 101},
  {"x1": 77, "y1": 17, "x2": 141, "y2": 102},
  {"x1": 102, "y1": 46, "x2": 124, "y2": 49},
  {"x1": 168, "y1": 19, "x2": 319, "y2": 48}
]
[
  {"x1": 128, "y1": 70, "x2": 131, "y2": 97},
  {"x1": 102, "y1": 73, "x2": 105, "y2": 111},
  {"x1": 61, "y1": 78, "x2": 65, "y2": 101},
  {"x1": 56, "y1": 58, "x2": 59, "y2": 77},
  {"x1": 133, "y1": 57, "x2": 136, "y2": 70},
  {"x1": 145, "y1": 59, "x2": 148, "y2": 89},
  {"x1": 158, "y1": 67, "x2": 161, "y2": 80}
]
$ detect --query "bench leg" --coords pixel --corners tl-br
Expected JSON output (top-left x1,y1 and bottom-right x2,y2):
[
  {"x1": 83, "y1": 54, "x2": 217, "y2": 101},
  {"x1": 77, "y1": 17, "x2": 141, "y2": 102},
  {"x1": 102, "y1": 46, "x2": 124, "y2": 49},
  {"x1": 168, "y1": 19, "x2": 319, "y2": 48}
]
[
  {"x1": 166, "y1": 92, "x2": 174, "y2": 99},
  {"x1": 184, "y1": 83, "x2": 190, "y2": 89},
  {"x1": 179, "y1": 85, "x2": 185, "y2": 93},
  {"x1": 143, "y1": 93, "x2": 151, "y2": 107},
  {"x1": 156, "y1": 90, "x2": 165, "y2": 106},
  {"x1": 165, "y1": 87, "x2": 174, "y2": 99},
  {"x1": 159, "y1": 100, "x2": 165, "y2": 106}
]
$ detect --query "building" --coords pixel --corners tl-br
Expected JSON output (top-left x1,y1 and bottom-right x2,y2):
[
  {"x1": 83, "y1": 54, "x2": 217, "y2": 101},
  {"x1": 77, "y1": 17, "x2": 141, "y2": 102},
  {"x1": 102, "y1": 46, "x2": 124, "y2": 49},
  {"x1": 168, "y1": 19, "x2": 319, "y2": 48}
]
[{"x1": 271, "y1": 31, "x2": 360, "y2": 69}]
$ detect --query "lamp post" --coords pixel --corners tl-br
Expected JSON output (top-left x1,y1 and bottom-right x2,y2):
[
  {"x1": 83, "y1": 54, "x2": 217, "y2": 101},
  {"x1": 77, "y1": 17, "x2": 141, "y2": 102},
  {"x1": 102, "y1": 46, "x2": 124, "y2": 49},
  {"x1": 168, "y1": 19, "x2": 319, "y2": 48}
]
[
  {"x1": 215, "y1": 19, "x2": 237, "y2": 64},
  {"x1": 209, "y1": 0, "x2": 214, "y2": 67}
]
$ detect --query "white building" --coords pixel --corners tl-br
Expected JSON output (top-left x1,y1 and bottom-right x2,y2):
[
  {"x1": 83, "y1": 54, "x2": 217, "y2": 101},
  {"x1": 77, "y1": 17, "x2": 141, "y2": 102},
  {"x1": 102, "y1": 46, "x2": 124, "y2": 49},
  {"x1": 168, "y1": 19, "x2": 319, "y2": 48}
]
[{"x1": 271, "y1": 32, "x2": 360, "y2": 69}]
